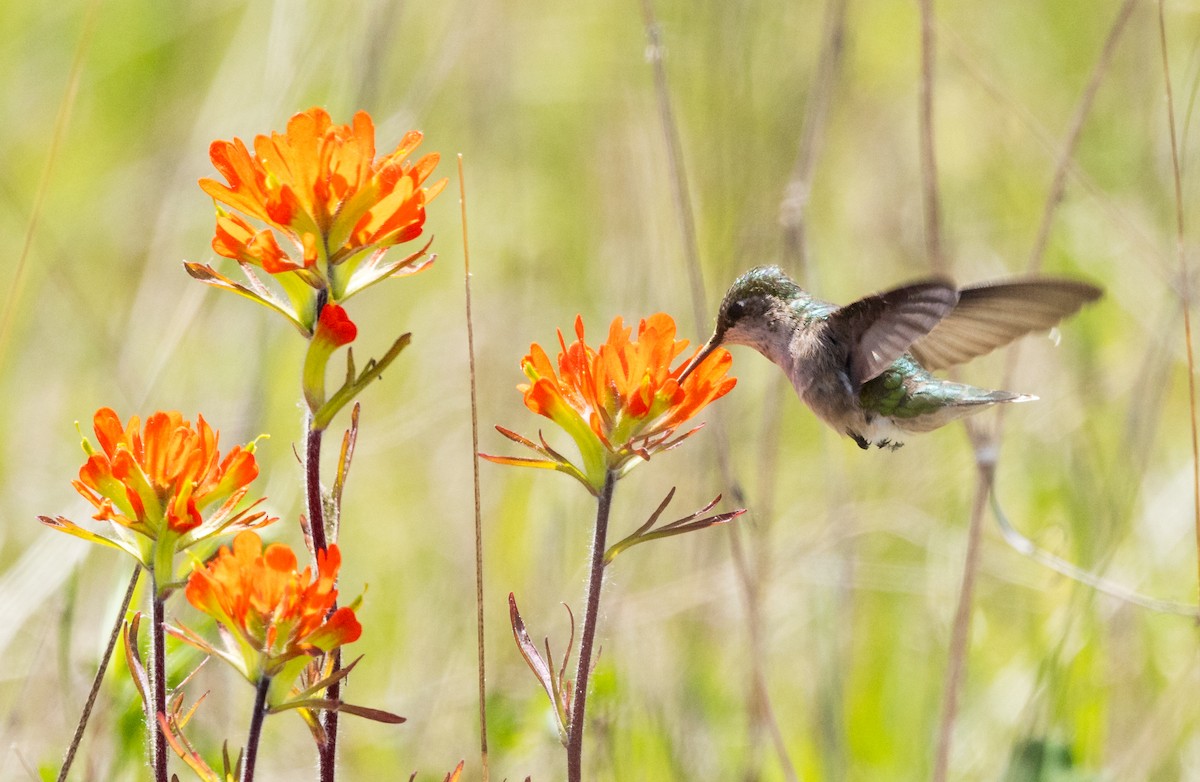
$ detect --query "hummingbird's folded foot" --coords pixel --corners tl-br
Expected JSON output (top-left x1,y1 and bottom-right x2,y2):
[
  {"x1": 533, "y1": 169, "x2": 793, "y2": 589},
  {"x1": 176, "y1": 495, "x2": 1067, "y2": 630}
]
[
  {"x1": 848, "y1": 431, "x2": 870, "y2": 450},
  {"x1": 876, "y1": 438, "x2": 904, "y2": 451}
]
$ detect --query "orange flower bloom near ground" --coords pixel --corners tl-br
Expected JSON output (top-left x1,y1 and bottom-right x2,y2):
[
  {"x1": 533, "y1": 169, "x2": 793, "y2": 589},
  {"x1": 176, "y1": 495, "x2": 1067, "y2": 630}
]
[
  {"x1": 484, "y1": 313, "x2": 736, "y2": 491},
  {"x1": 191, "y1": 107, "x2": 446, "y2": 330},
  {"x1": 39, "y1": 408, "x2": 271, "y2": 583},
  {"x1": 181, "y1": 531, "x2": 361, "y2": 686}
]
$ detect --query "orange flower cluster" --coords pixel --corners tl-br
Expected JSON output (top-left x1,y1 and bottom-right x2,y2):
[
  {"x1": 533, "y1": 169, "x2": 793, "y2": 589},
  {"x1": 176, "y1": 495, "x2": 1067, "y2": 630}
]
[
  {"x1": 485, "y1": 313, "x2": 736, "y2": 492},
  {"x1": 181, "y1": 531, "x2": 361, "y2": 686},
  {"x1": 189, "y1": 107, "x2": 446, "y2": 333},
  {"x1": 79, "y1": 408, "x2": 258, "y2": 534},
  {"x1": 202, "y1": 106, "x2": 443, "y2": 273},
  {"x1": 40, "y1": 408, "x2": 271, "y2": 584}
]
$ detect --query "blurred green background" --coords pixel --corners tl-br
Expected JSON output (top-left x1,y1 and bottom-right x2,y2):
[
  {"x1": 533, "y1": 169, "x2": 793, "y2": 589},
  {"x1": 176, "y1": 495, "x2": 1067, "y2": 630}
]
[{"x1": 3, "y1": 0, "x2": 1200, "y2": 779}]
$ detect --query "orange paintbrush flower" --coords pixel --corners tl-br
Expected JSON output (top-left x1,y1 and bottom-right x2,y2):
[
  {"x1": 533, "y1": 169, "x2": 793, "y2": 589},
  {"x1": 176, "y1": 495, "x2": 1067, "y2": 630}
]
[
  {"x1": 188, "y1": 106, "x2": 446, "y2": 334},
  {"x1": 483, "y1": 313, "x2": 736, "y2": 493},
  {"x1": 39, "y1": 408, "x2": 273, "y2": 590},
  {"x1": 173, "y1": 531, "x2": 361, "y2": 702}
]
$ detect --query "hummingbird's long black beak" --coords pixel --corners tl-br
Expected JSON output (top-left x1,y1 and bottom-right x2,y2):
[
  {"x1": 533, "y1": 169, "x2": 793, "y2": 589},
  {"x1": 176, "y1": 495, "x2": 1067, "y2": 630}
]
[{"x1": 678, "y1": 331, "x2": 722, "y2": 385}]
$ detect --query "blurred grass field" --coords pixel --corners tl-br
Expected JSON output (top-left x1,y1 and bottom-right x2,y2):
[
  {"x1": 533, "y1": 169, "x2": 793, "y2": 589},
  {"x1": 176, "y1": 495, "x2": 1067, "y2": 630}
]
[{"x1": 3, "y1": 0, "x2": 1200, "y2": 779}]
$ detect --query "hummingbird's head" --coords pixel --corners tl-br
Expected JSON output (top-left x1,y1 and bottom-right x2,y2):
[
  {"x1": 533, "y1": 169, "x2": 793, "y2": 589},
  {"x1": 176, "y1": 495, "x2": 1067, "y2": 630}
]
[
  {"x1": 678, "y1": 266, "x2": 803, "y2": 383},
  {"x1": 712, "y1": 266, "x2": 802, "y2": 351}
]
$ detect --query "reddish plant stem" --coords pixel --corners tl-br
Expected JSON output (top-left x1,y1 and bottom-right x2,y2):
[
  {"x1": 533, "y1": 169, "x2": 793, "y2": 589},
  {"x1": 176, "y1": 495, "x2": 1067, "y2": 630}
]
[
  {"x1": 932, "y1": 460, "x2": 994, "y2": 782},
  {"x1": 566, "y1": 469, "x2": 616, "y2": 782},
  {"x1": 1156, "y1": 0, "x2": 1200, "y2": 606},
  {"x1": 149, "y1": 577, "x2": 168, "y2": 782},
  {"x1": 241, "y1": 675, "x2": 271, "y2": 782},
  {"x1": 305, "y1": 421, "x2": 342, "y2": 781},
  {"x1": 306, "y1": 422, "x2": 328, "y2": 555},
  {"x1": 321, "y1": 648, "x2": 343, "y2": 774}
]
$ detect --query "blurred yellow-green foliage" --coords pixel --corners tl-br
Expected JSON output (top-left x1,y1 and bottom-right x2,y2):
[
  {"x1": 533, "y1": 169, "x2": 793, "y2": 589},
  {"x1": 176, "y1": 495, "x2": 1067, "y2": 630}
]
[{"x1": 4, "y1": 0, "x2": 1200, "y2": 780}]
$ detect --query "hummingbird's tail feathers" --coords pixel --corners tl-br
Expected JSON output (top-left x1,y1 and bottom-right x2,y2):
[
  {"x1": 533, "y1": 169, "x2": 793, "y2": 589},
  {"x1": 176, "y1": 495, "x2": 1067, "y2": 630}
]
[
  {"x1": 883, "y1": 384, "x2": 1036, "y2": 434},
  {"x1": 975, "y1": 388, "x2": 1037, "y2": 405}
]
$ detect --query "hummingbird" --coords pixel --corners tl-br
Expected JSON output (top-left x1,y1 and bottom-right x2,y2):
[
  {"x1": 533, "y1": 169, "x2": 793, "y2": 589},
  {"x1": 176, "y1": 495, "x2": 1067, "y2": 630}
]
[{"x1": 683, "y1": 266, "x2": 1102, "y2": 450}]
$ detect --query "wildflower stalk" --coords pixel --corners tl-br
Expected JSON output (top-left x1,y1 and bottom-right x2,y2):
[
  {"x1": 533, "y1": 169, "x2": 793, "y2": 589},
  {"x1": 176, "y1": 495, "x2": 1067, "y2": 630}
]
[
  {"x1": 566, "y1": 468, "x2": 617, "y2": 782},
  {"x1": 304, "y1": 414, "x2": 342, "y2": 781},
  {"x1": 242, "y1": 675, "x2": 271, "y2": 782},
  {"x1": 485, "y1": 312, "x2": 737, "y2": 776},
  {"x1": 320, "y1": 648, "x2": 343, "y2": 780},
  {"x1": 149, "y1": 574, "x2": 169, "y2": 782},
  {"x1": 305, "y1": 419, "x2": 328, "y2": 554}
]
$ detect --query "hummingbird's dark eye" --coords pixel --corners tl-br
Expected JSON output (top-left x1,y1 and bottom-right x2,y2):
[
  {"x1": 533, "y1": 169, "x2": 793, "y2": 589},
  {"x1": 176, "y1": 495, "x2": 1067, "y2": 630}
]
[{"x1": 726, "y1": 300, "x2": 746, "y2": 320}]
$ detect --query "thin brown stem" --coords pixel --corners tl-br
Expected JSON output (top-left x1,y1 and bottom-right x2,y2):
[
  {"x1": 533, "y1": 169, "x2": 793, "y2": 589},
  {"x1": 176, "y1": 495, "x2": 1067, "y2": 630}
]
[
  {"x1": 306, "y1": 416, "x2": 340, "y2": 781},
  {"x1": 939, "y1": 21, "x2": 1161, "y2": 272},
  {"x1": 768, "y1": 1, "x2": 849, "y2": 777},
  {"x1": 638, "y1": 0, "x2": 707, "y2": 327},
  {"x1": 241, "y1": 675, "x2": 271, "y2": 782},
  {"x1": 932, "y1": 460, "x2": 994, "y2": 782},
  {"x1": 1026, "y1": 0, "x2": 1137, "y2": 274},
  {"x1": 934, "y1": 3, "x2": 1137, "y2": 773},
  {"x1": 1157, "y1": 0, "x2": 1200, "y2": 606},
  {"x1": 0, "y1": 0, "x2": 101, "y2": 369},
  {"x1": 917, "y1": 0, "x2": 945, "y2": 274},
  {"x1": 780, "y1": 0, "x2": 847, "y2": 278},
  {"x1": 990, "y1": 485, "x2": 1199, "y2": 616},
  {"x1": 57, "y1": 566, "x2": 140, "y2": 782},
  {"x1": 566, "y1": 469, "x2": 616, "y2": 782},
  {"x1": 306, "y1": 420, "x2": 328, "y2": 555},
  {"x1": 637, "y1": 1, "x2": 798, "y2": 777},
  {"x1": 459, "y1": 153, "x2": 491, "y2": 780}
]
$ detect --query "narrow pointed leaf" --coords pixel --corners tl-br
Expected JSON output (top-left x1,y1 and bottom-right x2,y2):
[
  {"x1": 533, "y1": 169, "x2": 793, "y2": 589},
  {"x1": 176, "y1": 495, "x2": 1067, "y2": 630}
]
[
  {"x1": 509, "y1": 592, "x2": 565, "y2": 738},
  {"x1": 38, "y1": 515, "x2": 139, "y2": 557},
  {"x1": 605, "y1": 509, "x2": 745, "y2": 563},
  {"x1": 332, "y1": 404, "x2": 360, "y2": 531},
  {"x1": 183, "y1": 262, "x2": 308, "y2": 335},
  {"x1": 314, "y1": 333, "x2": 412, "y2": 430},
  {"x1": 122, "y1": 614, "x2": 151, "y2": 711},
  {"x1": 658, "y1": 493, "x2": 723, "y2": 531}
]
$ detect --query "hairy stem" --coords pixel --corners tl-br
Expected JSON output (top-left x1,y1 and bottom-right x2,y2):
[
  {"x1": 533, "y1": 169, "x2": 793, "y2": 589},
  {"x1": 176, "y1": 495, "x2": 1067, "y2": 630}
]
[
  {"x1": 306, "y1": 420, "x2": 328, "y2": 555},
  {"x1": 241, "y1": 675, "x2": 271, "y2": 782},
  {"x1": 306, "y1": 418, "x2": 342, "y2": 782},
  {"x1": 149, "y1": 576, "x2": 168, "y2": 782},
  {"x1": 320, "y1": 647, "x2": 342, "y2": 780},
  {"x1": 566, "y1": 469, "x2": 616, "y2": 782},
  {"x1": 1156, "y1": 0, "x2": 1200, "y2": 605}
]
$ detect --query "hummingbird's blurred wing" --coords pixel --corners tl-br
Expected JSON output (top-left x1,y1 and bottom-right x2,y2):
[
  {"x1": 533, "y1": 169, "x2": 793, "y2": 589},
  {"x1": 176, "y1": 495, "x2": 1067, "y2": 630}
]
[
  {"x1": 831, "y1": 279, "x2": 959, "y2": 387},
  {"x1": 908, "y1": 278, "x2": 1102, "y2": 370}
]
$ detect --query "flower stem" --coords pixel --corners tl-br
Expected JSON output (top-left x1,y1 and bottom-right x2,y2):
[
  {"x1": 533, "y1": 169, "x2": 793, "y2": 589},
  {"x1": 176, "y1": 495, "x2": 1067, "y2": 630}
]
[
  {"x1": 149, "y1": 575, "x2": 168, "y2": 782},
  {"x1": 305, "y1": 415, "x2": 341, "y2": 782},
  {"x1": 320, "y1": 648, "x2": 342, "y2": 779},
  {"x1": 566, "y1": 468, "x2": 616, "y2": 782},
  {"x1": 241, "y1": 675, "x2": 271, "y2": 782},
  {"x1": 306, "y1": 419, "x2": 328, "y2": 555}
]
